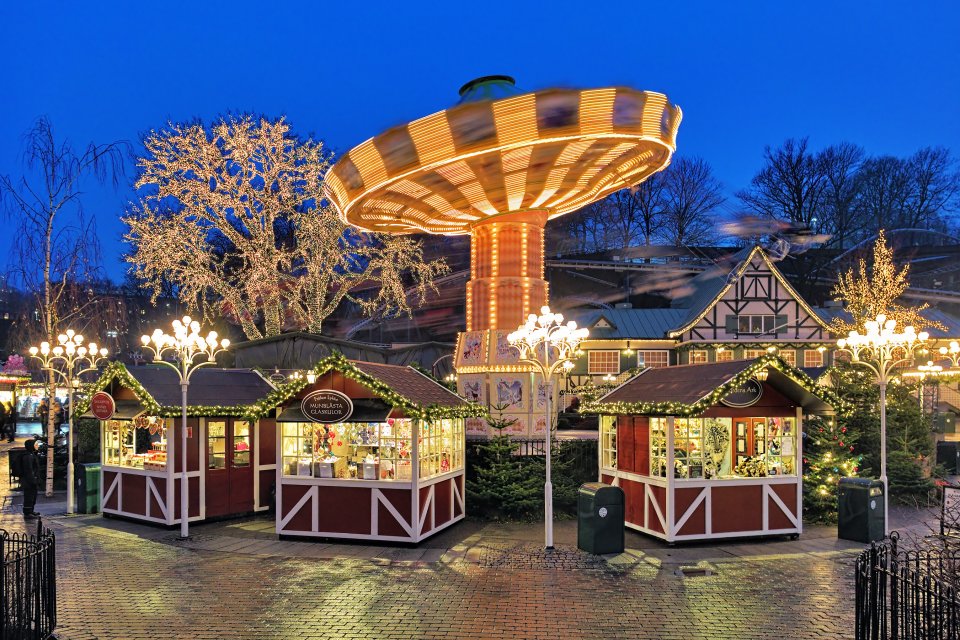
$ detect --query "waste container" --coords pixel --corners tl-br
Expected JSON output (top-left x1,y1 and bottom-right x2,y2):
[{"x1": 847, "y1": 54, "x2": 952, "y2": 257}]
[
  {"x1": 838, "y1": 477, "x2": 885, "y2": 543},
  {"x1": 8, "y1": 449, "x2": 27, "y2": 490},
  {"x1": 937, "y1": 441, "x2": 959, "y2": 474},
  {"x1": 76, "y1": 463, "x2": 101, "y2": 514},
  {"x1": 577, "y1": 482, "x2": 625, "y2": 554}
]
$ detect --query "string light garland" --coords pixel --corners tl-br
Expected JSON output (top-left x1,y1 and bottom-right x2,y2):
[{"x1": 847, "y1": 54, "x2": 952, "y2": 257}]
[
  {"x1": 77, "y1": 354, "x2": 489, "y2": 421},
  {"x1": 583, "y1": 354, "x2": 848, "y2": 416},
  {"x1": 250, "y1": 352, "x2": 488, "y2": 421}
]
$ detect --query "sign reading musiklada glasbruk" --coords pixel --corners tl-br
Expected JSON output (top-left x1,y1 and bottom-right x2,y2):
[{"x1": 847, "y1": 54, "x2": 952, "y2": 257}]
[{"x1": 301, "y1": 390, "x2": 354, "y2": 423}]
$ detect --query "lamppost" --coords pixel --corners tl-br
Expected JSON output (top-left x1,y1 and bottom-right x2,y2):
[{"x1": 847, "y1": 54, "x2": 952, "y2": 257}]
[
  {"x1": 508, "y1": 306, "x2": 589, "y2": 549},
  {"x1": 836, "y1": 313, "x2": 928, "y2": 537},
  {"x1": 140, "y1": 316, "x2": 229, "y2": 539},
  {"x1": 28, "y1": 330, "x2": 109, "y2": 513}
]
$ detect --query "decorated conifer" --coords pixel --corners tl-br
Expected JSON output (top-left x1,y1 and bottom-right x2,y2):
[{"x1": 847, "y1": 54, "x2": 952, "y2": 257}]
[
  {"x1": 803, "y1": 414, "x2": 860, "y2": 522},
  {"x1": 466, "y1": 406, "x2": 545, "y2": 520}
]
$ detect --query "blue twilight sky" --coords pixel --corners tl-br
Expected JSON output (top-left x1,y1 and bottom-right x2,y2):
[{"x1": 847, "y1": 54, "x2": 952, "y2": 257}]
[{"x1": 2, "y1": 0, "x2": 959, "y2": 281}]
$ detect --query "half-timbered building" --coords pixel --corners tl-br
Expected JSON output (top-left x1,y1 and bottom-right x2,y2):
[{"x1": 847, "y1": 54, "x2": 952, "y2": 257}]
[{"x1": 566, "y1": 246, "x2": 836, "y2": 389}]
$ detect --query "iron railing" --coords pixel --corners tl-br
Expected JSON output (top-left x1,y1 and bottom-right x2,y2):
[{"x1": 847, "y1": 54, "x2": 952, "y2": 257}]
[
  {"x1": 1, "y1": 518, "x2": 56, "y2": 640},
  {"x1": 856, "y1": 532, "x2": 960, "y2": 639}
]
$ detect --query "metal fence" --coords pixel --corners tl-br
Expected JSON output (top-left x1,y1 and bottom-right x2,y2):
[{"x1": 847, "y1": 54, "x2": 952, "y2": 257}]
[
  {"x1": 856, "y1": 532, "x2": 960, "y2": 639},
  {"x1": 1, "y1": 518, "x2": 56, "y2": 640}
]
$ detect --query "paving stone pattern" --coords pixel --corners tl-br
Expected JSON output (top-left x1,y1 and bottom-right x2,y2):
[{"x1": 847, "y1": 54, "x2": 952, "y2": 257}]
[{"x1": 0, "y1": 441, "x2": 862, "y2": 639}]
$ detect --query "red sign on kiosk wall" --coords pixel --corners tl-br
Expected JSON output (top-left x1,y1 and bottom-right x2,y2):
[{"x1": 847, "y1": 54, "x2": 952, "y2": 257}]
[{"x1": 90, "y1": 391, "x2": 116, "y2": 420}]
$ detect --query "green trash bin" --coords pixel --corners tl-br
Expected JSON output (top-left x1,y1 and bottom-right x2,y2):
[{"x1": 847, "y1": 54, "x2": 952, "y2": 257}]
[
  {"x1": 76, "y1": 463, "x2": 101, "y2": 514},
  {"x1": 577, "y1": 482, "x2": 625, "y2": 554},
  {"x1": 838, "y1": 477, "x2": 885, "y2": 543}
]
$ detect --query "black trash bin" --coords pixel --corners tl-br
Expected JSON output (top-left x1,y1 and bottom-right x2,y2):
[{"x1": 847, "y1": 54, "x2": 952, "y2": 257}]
[
  {"x1": 76, "y1": 463, "x2": 101, "y2": 514},
  {"x1": 838, "y1": 477, "x2": 885, "y2": 543},
  {"x1": 577, "y1": 482, "x2": 625, "y2": 554},
  {"x1": 937, "y1": 441, "x2": 959, "y2": 474}
]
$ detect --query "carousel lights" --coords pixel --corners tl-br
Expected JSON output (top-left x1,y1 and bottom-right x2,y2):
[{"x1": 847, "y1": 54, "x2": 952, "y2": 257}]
[{"x1": 29, "y1": 330, "x2": 110, "y2": 513}]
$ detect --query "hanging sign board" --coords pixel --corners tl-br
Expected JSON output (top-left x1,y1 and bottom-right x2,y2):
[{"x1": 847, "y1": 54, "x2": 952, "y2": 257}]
[
  {"x1": 301, "y1": 390, "x2": 354, "y2": 424},
  {"x1": 90, "y1": 391, "x2": 116, "y2": 420},
  {"x1": 720, "y1": 378, "x2": 764, "y2": 408}
]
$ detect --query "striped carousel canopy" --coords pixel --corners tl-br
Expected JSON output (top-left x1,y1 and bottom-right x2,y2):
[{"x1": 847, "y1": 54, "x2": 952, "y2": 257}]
[{"x1": 324, "y1": 76, "x2": 682, "y2": 235}]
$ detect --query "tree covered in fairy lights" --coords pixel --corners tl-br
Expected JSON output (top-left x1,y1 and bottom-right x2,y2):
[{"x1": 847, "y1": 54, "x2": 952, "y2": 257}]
[
  {"x1": 831, "y1": 229, "x2": 944, "y2": 335},
  {"x1": 803, "y1": 414, "x2": 860, "y2": 522},
  {"x1": 123, "y1": 115, "x2": 448, "y2": 340}
]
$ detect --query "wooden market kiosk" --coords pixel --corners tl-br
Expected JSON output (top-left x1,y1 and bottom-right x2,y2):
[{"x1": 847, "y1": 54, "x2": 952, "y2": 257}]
[
  {"x1": 587, "y1": 355, "x2": 841, "y2": 543},
  {"x1": 80, "y1": 364, "x2": 277, "y2": 525},
  {"x1": 264, "y1": 354, "x2": 483, "y2": 543}
]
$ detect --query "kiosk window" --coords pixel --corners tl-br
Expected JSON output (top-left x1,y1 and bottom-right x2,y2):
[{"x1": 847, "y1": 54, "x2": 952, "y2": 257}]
[
  {"x1": 600, "y1": 416, "x2": 617, "y2": 470},
  {"x1": 233, "y1": 421, "x2": 251, "y2": 467},
  {"x1": 208, "y1": 421, "x2": 226, "y2": 469}
]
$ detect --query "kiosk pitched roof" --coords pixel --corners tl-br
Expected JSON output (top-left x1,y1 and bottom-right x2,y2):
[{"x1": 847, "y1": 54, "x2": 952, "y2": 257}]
[{"x1": 587, "y1": 355, "x2": 844, "y2": 416}]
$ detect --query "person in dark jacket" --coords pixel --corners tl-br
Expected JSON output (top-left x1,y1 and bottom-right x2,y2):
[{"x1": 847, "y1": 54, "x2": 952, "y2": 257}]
[
  {"x1": 6, "y1": 406, "x2": 16, "y2": 442},
  {"x1": 20, "y1": 439, "x2": 41, "y2": 517}
]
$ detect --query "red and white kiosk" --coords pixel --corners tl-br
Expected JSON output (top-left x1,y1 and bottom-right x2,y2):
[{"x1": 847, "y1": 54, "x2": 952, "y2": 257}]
[
  {"x1": 82, "y1": 364, "x2": 277, "y2": 525},
  {"x1": 587, "y1": 356, "x2": 840, "y2": 543},
  {"x1": 268, "y1": 354, "x2": 483, "y2": 543}
]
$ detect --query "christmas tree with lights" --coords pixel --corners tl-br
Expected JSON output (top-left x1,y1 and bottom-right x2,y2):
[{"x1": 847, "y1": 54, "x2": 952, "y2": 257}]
[{"x1": 803, "y1": 414, "x2": 861, "y2": 523}]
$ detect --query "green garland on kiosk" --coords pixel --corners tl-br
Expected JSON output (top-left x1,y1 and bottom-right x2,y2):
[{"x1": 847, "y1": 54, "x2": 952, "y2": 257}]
[
  {"x1": 248, "y1": 352, "x2": 487, "y2": 421},
  {"x1": 582, "y1": 354, "x2": 849, "y2": 417},
  {"x1": 76, "y1": 354, "x2": 487, "y2": 421}
]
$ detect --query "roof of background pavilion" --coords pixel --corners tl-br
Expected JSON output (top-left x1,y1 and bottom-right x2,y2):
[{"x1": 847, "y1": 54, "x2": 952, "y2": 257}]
[
  {"x1": 76, "y1": 362, "x2": 276, "y2": 418},
  {"x1": 584, "y1": 355, "x2": 845, "y2": 416}
]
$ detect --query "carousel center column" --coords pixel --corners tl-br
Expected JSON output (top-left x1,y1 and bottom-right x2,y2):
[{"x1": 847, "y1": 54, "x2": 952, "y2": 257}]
[{"x1": 458, "y1": 209, "x2": 551, "y2": 438}]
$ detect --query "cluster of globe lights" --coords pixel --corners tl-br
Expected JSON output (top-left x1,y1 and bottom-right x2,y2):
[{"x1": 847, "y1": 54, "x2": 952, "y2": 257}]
[
  {"x1": 507, "y1": 306, "x2": 590, "y2": 369},
  {"x1": 140, "y1": 316, "x2": 230, "y2": 361},
  {"x1": 836, "y1": 314, "x2": 929, "y2": 358},
  {"x1": 29, "y1": 329, "x2": 109, "y2": 361}
]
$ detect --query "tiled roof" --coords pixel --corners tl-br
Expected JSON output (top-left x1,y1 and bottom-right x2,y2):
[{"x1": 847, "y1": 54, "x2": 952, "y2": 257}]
[
  {"x1": 571, "y1": 308, "x2": 687, "y2": 339},
  {"x1": 351, "y1": 361, "x2": 467, "y2": 408},
  {"x1": 602, "y1": 360, "x2": 755, "y2": 405},
  {"x1": 128, "y1": 367, "x2": 274, "y2": 408}
]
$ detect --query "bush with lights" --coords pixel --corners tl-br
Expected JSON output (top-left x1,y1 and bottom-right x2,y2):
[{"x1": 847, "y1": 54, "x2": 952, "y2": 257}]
[{"x1": 802, "y1": 414, "x2": 860, "y2": 523}]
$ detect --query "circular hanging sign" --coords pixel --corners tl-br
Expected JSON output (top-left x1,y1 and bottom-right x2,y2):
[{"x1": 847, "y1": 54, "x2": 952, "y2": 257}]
[
  {"x1": 720, "y1": 378, "x2": 764, "y2": 408},
  {"x1": 301, "y1": 389, "x2": 353, "y2": 424},
  {"x1": 90, "y1": 391, "x2": 116, "y2": 420}
]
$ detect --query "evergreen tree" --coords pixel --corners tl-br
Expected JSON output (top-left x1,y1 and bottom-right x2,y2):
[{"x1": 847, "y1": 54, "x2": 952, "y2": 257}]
[
  {"x1": 466, "y1": 407, "x2": 544, "y2": 520},
  {"x1": 803, "y1": 415, "x2": 860, "y2": 522}
]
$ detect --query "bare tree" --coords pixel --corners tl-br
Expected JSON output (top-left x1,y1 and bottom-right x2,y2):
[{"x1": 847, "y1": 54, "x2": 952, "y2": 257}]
[
  {"x1": 627, "y1": 173, "x2": 669, "y2": 247},
  {"x1": 660, "y1": 157, "x2": 725, "y2": 246},
  {"x1": 124, "y1": 115, "x2": 447, "y2": 340},
  {"x1": 737, "y1": 138, "x2": 827, "y2": 233},
  {"x1": 855, "y1": 156, "x2": 912, "y2": 236},
  {"x1": 902, "y1": 147, "x2": 959, "y2": 230},
  {"x1": 819, "y1": 143, "x2": 866, "y2": 248},
  {"x1": 0, "y1": 117, "x2": 126, "y2": 496}
]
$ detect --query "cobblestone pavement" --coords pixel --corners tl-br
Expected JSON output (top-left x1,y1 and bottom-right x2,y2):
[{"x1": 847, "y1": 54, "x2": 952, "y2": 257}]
[{"x1": 0, "y1": 441, "x2": 872, "y2": 639}]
